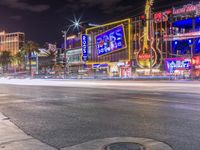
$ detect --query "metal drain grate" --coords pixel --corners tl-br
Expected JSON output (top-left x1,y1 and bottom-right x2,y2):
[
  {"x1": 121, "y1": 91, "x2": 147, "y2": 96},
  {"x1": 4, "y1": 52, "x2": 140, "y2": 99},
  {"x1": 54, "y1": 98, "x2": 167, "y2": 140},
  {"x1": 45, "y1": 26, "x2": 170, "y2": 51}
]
[{"x1": 104, "y1": 142, "x2": 145, "y2": 150}]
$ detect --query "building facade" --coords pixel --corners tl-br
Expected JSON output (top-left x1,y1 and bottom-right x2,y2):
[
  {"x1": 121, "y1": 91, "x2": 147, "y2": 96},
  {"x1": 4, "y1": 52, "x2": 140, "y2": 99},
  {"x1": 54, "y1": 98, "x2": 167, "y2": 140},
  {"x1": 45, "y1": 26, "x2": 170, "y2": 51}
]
[
  {"x1": 163, "y1": 1, "x2": 200, "y2": 78},
  {"x1": 61, "y1": 35, "x2": 85, "y2": 76},
  {"x1": 80, "y1": 1, "x2": 200, "y2": 78},
  {"x1": 84, "y1": 19, "x2": 132, "y2": 77},
  {"x1": 0, "y1": 31, "x2": 25, "y2": 55},
  {"x1": 67, "y1": 48, "x2": 85, "y2": 76}
]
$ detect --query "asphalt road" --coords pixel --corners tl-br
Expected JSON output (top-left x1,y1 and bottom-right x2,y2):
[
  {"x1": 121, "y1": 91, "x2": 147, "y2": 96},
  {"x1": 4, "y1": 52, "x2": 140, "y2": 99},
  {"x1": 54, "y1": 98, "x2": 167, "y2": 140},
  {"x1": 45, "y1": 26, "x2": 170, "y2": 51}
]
[{"x1": 0, "y1": 80, "x2": 200, "y2": 150}]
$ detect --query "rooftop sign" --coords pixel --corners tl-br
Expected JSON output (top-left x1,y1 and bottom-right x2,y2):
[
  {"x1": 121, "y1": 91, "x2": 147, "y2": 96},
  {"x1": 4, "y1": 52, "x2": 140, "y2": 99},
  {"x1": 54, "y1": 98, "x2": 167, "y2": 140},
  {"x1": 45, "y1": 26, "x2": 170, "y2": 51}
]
[{"x1": 173, "y1": 2, "x2": 200, "y2": 15}]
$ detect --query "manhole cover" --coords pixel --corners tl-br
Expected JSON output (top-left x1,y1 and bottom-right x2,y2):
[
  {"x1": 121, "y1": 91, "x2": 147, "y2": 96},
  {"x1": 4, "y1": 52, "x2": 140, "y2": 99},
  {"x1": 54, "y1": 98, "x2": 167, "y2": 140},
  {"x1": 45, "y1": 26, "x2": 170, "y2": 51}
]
[{"x1": 104, "y1": 142, "x2": 144, "y2": 150}]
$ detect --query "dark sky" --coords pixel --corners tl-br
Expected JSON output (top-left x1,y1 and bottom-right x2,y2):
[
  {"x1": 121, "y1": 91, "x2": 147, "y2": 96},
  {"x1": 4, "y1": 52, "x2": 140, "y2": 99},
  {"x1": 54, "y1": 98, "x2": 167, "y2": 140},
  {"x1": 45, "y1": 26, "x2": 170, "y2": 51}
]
[{"x1": 0, "y1": 0, "x2": 194, "y2": 47}]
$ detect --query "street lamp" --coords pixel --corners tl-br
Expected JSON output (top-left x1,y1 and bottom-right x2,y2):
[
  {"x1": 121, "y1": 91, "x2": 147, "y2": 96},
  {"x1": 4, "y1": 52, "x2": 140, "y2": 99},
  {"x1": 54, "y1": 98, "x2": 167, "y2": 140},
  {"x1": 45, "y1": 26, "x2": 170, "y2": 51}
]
[
  {"x1": 62, "y1": 19, "x2": 81, "y2": 79},
  {"x1": 190, "y1": 14, "x2": 196, "y2": 80},
  {"x1": 75, "y1": 22, "x2": 79, "y2": 28}
]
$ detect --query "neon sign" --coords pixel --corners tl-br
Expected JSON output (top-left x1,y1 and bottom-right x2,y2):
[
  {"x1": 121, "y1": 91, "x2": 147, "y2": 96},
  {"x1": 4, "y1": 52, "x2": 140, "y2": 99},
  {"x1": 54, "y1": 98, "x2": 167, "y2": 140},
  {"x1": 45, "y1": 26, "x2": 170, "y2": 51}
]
[
  {"x1": 92, "y1": 64, "x2": 108, "y2": 69},
  {"x1": 96, "y1": 25, "x2": 126, "y2": 56},
  {"x1": 138, "y1": 54, "x2": 151, "y2": 60},
  {"x1": 173, "y1": 3, "x2": 200, "y2": 15},
  {"x1": 154, "y1": 9, "x2": 172, "y2": 23},
  {"x1": 82, "y1": 34, "x2": 88, "y2": 61},
  {"x1": 137, "y1": 0, "x2": 160, "y2": 69},
  {"x1": 192, "y1": 56, "x2": 200, "y2": 66},
  {"x1": 165, "y1": 58, "x2": 191, "y2": 73}
]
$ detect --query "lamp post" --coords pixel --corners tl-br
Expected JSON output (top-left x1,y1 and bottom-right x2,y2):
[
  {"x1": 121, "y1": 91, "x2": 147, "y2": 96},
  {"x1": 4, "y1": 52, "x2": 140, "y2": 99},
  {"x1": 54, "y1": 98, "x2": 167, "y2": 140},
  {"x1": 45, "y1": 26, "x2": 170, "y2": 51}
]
[
  {"x1": 62, "y1": 29, "x2": 69, "y2": 79},
  {"x1": 62, "y1": 30, "x2": 69, "y2": 79},
  {"x1": 62, "y1": 20, "x2": 81, "y2": 79},
  {"x1": 190, "y1": 14, "x2": 196, "y2": 80}
]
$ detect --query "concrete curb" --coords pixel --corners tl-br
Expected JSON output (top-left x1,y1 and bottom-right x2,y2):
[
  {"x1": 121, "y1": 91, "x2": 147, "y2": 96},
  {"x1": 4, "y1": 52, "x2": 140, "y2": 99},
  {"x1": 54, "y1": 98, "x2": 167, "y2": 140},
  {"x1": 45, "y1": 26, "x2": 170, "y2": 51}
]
[
  {"x1": 61, "y1": 137, "x2": 173, "y2": 150},
  {"x1": 0, "y1": 113, "x2": 9, "y2": 120},
  {"x1": 0, "y1": 112, "x2": 57, "y2": 150}
]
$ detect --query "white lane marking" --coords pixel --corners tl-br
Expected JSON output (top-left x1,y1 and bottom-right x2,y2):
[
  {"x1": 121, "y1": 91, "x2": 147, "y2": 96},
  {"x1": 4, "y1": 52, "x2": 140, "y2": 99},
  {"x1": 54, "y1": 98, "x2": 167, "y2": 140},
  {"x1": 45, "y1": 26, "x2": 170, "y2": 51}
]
[{"x1": 0, "y1": 94, "x2": 9, "y2": 97}]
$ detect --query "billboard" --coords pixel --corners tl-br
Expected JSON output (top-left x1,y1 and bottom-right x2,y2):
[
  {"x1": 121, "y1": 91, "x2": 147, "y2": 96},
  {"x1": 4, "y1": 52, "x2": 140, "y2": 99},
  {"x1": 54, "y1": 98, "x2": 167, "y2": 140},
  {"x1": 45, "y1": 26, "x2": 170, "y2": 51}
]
[
  {"x1": 165, "y1": 58, "x2": 191, "y2": 73},
  {"x1": 96, "y1": 25, "x2": 126, "y2": 56},
  {"x1": 82, "y1": 34, "x2": 88, "y2": 61}
]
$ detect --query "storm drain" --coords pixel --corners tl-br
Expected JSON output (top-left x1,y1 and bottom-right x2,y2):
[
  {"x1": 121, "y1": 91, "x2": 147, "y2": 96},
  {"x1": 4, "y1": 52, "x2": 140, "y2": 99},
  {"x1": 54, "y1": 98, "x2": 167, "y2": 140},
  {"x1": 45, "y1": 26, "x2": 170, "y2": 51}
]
[{"x1": 104, "y1": 142, "x2": 145, "y2": 150}]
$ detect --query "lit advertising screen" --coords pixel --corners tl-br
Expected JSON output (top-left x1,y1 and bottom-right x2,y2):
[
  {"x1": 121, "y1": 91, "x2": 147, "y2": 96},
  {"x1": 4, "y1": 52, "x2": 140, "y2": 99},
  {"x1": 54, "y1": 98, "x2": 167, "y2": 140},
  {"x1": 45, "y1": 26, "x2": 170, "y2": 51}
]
[
  {"x1": 165, "y1": 58, "x2": 191, "y2": 73},
  {"x1": 96, "y1": 25, "x2": 126, "y2": 56}
]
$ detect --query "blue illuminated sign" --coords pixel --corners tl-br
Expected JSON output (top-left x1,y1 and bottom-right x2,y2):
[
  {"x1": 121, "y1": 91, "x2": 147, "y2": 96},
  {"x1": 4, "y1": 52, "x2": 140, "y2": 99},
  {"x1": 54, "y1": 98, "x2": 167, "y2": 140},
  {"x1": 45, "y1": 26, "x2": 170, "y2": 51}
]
[
  {"x1": 165, "y1": 58, "x2": 191, "y2": 73},
  {"x1": 82, "y1": 34, "x2": 88, "y2": 61},
  {"x1": 92, "y1": 64, "x2": 109, "y2": 69},
  {"x1": 173, "y1": 16, "x2": 200, "y2": 28},
  {"x1": 96, "y1": 25, "x2": 126, "y2": 56}
]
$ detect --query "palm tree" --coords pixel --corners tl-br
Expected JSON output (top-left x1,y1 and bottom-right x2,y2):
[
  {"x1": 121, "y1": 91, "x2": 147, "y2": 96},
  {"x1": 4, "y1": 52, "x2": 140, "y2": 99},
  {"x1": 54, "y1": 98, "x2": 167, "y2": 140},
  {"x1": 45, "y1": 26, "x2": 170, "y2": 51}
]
[
  {"x1": 21, "y1": 41, "x2": 39, "y2": 76},
  {"x1": 0, "y1": 51, "x2": 13, "y2": 73},
  {"x1": 14, "y1": 51, "x2": 25, "y2": 71},
  {"x1": 44, "y1": 50, "x2": 57, "y2": 70},
  {"x1": 43, "y1": 43, "x2": 57, "y2": 70}
]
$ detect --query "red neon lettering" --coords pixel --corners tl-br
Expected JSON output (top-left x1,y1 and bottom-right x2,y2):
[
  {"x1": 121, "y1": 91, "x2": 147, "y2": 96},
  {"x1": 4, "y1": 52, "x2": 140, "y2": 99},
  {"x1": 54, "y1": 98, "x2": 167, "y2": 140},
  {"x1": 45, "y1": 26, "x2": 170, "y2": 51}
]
[{"x1": 138, "y1": 54, "x2": 151, "y2": 60}]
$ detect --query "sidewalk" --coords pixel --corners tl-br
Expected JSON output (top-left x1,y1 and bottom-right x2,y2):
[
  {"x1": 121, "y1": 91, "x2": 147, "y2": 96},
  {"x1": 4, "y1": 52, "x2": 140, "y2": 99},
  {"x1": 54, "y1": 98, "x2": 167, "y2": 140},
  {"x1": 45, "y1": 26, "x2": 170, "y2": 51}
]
[
  {"x1": 0, "y1": 113, "x2": 56, "y2": 150},
  {"x1": 0, "y1": 110, "x2": 173, "y2": 150}
]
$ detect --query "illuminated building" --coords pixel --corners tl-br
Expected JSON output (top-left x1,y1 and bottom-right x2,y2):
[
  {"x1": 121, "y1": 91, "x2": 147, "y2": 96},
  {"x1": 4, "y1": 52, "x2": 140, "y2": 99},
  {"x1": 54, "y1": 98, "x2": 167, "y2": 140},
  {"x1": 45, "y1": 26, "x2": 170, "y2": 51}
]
[
  {"x1": 84, "y1": 19, "x2": 132, "y2": 77},
  {"x1": 164, "y1": 3, "x2": 200, "y2": 56},
  {"x1": 0, "y1": 31, "x2": 25, "y2": 55},
  {"x1": 163, "y1": 1, "x2": 200, "y2": 77},
  {"x1": 132, "y1": 1, "x2": 200, "y2": 77},
  {"x1": 66, "y1": 48, "x2": 85, "y2": 75},
  {"x1": 61, "y1": 35, "x2": 85, "y2": 76},
  {"x1": 79, "y1": 0, "x2": 200, "y2": 78},
  {"x1": 82, "y1": 0, "x2": 166, "y2": 77}
]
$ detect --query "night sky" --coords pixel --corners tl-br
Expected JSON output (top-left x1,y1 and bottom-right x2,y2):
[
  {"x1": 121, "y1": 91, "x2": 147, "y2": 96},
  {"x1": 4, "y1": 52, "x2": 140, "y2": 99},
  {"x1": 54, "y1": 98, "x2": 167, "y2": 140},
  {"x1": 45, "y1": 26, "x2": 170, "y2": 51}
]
[{"x1": 0, "y1": 0, "x2": 194, "y2": 47}]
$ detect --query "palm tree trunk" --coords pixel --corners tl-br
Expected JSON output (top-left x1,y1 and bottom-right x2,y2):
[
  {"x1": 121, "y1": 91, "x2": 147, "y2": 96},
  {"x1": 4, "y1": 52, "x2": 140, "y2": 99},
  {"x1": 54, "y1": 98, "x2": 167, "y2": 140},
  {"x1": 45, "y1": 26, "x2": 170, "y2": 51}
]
[
  {"x1": 29, "y1": 52, "x2": 32, "y2": 76},
  {"x1": 24, "y1": 56, "x2": 26, "y2": 71},
  {"x1": 2, "y1": 65, "x2": 4, "y2": 74},
  {"x1": 6, "y1": 64, "x2": 8, "y2": 73}
]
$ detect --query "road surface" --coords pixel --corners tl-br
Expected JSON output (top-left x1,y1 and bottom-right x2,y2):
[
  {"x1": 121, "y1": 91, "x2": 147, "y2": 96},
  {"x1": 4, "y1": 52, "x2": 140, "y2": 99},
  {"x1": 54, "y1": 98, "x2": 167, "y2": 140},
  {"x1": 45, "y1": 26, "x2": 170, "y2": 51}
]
[{"x1": 0, "y1": 79, "x2": 200, "y2": 149}]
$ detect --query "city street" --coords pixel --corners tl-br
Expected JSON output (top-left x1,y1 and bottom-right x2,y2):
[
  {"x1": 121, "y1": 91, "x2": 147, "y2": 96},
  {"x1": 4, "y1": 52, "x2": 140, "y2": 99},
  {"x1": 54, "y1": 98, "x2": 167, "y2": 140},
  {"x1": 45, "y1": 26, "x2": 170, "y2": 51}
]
[{"x1": 0, "y1": 80, "x2": 200, "y2": 149}]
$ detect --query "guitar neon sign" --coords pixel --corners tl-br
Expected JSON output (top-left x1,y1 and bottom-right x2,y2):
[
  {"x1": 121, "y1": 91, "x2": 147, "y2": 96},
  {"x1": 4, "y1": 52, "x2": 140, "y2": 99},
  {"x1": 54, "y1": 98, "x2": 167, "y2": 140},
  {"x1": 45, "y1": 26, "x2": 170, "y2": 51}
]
[{"x1": 136, "y1": 0, "x2": 158, "y2": 69}]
